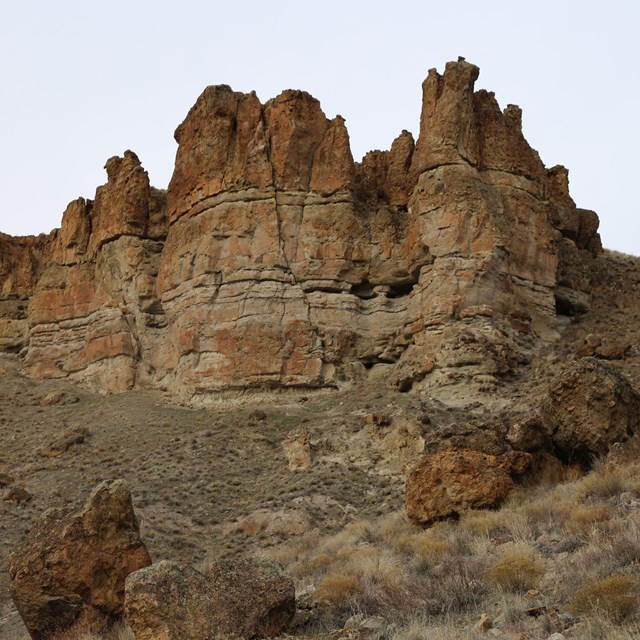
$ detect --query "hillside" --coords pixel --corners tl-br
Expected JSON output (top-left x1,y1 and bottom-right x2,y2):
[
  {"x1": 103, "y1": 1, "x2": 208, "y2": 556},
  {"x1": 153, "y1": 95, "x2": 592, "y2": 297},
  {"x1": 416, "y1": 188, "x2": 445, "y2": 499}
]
[{"x1": 1, "y1": 58, "x2": 640, "y2": 639}]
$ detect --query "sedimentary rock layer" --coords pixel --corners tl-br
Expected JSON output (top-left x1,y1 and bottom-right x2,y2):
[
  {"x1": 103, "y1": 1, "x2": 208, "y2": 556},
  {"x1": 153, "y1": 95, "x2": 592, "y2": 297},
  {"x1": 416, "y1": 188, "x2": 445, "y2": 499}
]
[{"x1": 0, "y1": 59, "x2": 600, "y2": 398}]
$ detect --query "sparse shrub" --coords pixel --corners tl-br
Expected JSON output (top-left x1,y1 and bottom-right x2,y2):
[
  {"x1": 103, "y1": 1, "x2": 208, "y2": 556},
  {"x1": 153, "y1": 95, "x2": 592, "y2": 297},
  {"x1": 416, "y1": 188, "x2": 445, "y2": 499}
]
[
  {"x1": 567, "y1": 504, "x2": 612, "y2": 534},
  {"x1": 503, "y1": 511, "x2": 533, "y2": 543},
  {"x1": 424, "y1": 555, "x2": 489, "y2": 613},
  {"x1": 49, "y1": 623, "x2": 134, "y2": 640},
  {"x1": 519, "y1": 497, "x2": 572, "y2": 531},
  {"x1": 570, "y1": 574, "x2": 640, "y2": 622},
  {"x1": 305, "y1": 553, "x2": 333, "y2": 571},
  {"x1": 397, "y1": 530, "x2": 454, "y2": 562},
  {"x1": 460, "y1": 509, "x2": 505, "y2": 537},
  {"x1": 579, "y1": 467, "x2": 626, "y2": 499},
  {"x1": 376, "y1": 510, "x2": 412, "y2": 541},
  {"x1": 413, "y1": 535, "x2": 454, "y2": 562},
  {"x1": 485, "y1": 546, "x2": 545, "y2": 592},
  {"x1": 315, "y1": 573, "x2": 361, "y2": 608}
]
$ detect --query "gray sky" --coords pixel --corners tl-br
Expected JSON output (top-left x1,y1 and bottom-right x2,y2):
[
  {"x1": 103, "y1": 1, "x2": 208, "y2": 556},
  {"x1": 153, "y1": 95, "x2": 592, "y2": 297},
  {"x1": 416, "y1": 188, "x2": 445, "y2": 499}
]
[{"x1": 1, "y1": 1, "x2": 638, "y2": 255}]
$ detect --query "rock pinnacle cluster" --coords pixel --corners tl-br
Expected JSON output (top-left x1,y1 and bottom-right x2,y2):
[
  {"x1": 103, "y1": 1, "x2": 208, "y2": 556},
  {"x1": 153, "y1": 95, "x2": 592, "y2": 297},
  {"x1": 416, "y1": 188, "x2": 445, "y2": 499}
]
[{"x1": 0, "y1": 59, "x2": 601, "y2": 401}]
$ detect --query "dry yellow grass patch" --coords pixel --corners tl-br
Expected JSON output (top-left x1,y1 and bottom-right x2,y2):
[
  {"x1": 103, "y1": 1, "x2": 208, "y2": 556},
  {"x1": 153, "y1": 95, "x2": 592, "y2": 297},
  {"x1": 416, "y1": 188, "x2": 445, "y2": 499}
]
[
  {"x1": 570, "y1": 574, "x2": 640, "y2": 622},
  {"x1": 485, "y1": 545, "x2": 545, "y2": 592}
]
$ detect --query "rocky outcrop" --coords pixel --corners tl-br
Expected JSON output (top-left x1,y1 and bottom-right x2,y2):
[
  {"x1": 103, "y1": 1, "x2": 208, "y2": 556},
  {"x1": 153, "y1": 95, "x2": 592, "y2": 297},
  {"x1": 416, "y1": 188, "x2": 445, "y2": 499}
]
[
  {"x1": 541, "y1": 357, "x2": 640, "y2": 463},
  {"x1": 8, "y1": 480, "x2": 151, "y2": 640},
  {"x1": 406, "y1": 448, "x2": 532, "y2": 525},
  {"x1": 124, "y1": 558, "x2": 295, "y2": 640},
  {"x1": 0, "y1": 59, "x2": 601, "y2": 398},
  {"x1": 18, "y1": 152, "x2": 168, "y2": 393},
  {"x1": 283, "y1": 428, "x2": 313, "y2": 470}
]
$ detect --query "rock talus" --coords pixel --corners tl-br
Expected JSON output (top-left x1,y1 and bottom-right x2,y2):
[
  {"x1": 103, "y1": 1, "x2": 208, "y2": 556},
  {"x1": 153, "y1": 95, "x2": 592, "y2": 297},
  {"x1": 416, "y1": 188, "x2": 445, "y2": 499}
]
[{"x1": 0, "y1": 59, "x2": 601, "y2": 399}]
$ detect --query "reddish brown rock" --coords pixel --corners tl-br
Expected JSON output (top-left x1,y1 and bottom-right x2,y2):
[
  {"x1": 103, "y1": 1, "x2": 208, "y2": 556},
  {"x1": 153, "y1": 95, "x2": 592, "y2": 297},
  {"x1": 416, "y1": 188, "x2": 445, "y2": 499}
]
[
  {"x1": 0, "y1": 59, "x2": 602, "y2": 400},
  {"x1": 541, "y1": 357, "x2": 640, "y2": 462},
  {"x1": 385, "y1": 130, "x2": 416, "y2": 206},
  {"x1": 264, "y1": 89, "x2": 329, "y2": 191},
  {"x1": 124, "y1": 558, "x2": 295, "y2": 640},
  {"x1": 310, "y1": 115, "x2": 355, "y2": 194},
  {"x1": 88, "y1": 151, "x2": 154, "y2": 254},
  {"x1": 406, "y1": 448, "x2": 531, "y2": 525},
  {"x1": 167, "y1": 87, "x2": 272, "y2": 224},
  {"x1": 8, "y1": 480, "x2": 151, "y2": 640},
  {"x1": 51, "y1": 198, "x2": 92, "y2": 265}
]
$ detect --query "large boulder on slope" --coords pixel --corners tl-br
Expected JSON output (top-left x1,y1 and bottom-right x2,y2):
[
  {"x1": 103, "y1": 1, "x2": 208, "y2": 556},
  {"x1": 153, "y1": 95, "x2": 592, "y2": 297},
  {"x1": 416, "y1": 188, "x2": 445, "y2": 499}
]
[
  {"x1": 8, "y1": 480, "x2": 151, "y2": 640},
  {"x1": 124, "y1": 558, "x2": 295, "y2": 640},
  {"x1": 541, "y1": 357, "x2": 640, "y2": 463},
  {"x1": 406, "y1": 448, "x2": 531, "y2": 526}
]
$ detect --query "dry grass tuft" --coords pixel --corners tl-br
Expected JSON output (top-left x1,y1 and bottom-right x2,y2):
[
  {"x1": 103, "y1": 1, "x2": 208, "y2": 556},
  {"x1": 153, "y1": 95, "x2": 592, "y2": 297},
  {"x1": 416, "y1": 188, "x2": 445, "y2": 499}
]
[
  {"x1": 485, "y1": 545, "x2": 545, "y2": 592},
  {"x1": 570, "y1": 574, "x2": 640, "y2": 622},
  {"x1": 50, "y1": 623, "x2": 134, "y2": 640},
  {"x1": 315, "y1": 573, "x2": 361, "y2": 609}
]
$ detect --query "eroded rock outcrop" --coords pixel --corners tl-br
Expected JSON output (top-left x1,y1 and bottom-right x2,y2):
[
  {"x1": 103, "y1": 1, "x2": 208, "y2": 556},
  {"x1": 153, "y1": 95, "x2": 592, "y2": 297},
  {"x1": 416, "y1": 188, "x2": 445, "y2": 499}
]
[
  {"x1": 8, "y1": 480, "x2": 151, "y2": 640},
  {"x1": 0, "y1": 59, "x2": 601, "y2": 398},
  {"x1": 124, "y1": 558, "x2": 295, "y2": 640},
  {"x1": 406, "y1": 448, "x2": 532, "y2": 525},
  {"x1": 541, "y1": 357, "x2": 640, "y2": 463}
]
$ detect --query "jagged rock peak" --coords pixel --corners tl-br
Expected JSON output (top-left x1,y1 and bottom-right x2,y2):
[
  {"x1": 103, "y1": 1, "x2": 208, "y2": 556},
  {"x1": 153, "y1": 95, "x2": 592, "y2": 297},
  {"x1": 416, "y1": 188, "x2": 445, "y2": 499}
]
[{"x1": 0, "y1": 60, "x2": 602, "y2": 399}]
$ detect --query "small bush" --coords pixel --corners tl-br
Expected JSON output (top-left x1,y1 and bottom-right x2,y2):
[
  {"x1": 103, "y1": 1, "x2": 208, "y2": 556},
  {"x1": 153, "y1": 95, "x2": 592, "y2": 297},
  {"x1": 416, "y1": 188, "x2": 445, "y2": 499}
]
[
  {"x1": 315, "y1": 573, "x2": 361, "y2": 607},
  {"x1": 398, "y1": 530, "x2": 454, "y2": 562},
  {"x1": 579, "y1": 468, "x2": 626, "y2": 499},
  {"x1": 305, "y1": 553, "x2": 334, "y2": 571},
  {"x1": 50, "y1": 623, "x2": 134, "y2": 640},
  {"x1": 567, "y1": 505, "x2": 612, "y2": 534},
  {"x1": 570, "y1": 574, "x2": 640, "y2": 622},
  {"x1": 485, "y1": 546, "x2": 545, "y2": 592}
]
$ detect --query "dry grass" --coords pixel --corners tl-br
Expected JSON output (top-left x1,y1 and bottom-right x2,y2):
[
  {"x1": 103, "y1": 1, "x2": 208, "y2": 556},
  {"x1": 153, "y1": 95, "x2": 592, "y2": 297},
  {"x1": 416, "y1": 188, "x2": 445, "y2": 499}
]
[
  {"x1": 485, "y1": 545, "x2": 545, "y2": 592},
  {"x1": 266, "y1": 452, "x2": 640, "y2": 637},
  {"x1": 15, "y1": 454, "x2": 640, "y2": 640},
  {"x1": 570, "y1": 575, "x2": 640, "y2": 622},
  {"x1": 49, "y1": 623, "x2": 134, "y2": 640}
]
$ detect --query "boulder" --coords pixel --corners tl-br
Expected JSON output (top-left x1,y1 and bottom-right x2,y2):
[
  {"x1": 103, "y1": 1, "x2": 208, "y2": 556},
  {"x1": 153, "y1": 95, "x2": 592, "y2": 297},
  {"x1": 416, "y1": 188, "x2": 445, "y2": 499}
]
[
  {"x1": 541, "y1": 357, "x2": 640, "y2": 463},
  {"x1": 282, "y1": 428, "x2": 312, "y2": 470},
  {"x1": 124, "y1": 558, "x2": 295, "y2": 640},
  {"x1": 8, "y1": 480, "x2": 151, "y2": 640},
  {"x1": 406, "y1": 448, "x2": 531, "y2": 525}
]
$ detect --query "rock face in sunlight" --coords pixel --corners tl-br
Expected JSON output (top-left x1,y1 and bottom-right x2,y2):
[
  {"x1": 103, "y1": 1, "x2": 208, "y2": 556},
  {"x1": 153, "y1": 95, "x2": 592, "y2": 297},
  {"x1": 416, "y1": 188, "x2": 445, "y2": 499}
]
[{"x1": 0, "y1": 59, "x2": 601, "y2": 399}]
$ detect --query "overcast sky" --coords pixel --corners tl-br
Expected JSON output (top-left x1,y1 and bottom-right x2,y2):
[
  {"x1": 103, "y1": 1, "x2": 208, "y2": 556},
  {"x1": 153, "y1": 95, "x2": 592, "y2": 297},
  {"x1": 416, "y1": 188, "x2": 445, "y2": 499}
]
[{"x1": 1, "y1": 1, "x2": 638, "y2": 255}]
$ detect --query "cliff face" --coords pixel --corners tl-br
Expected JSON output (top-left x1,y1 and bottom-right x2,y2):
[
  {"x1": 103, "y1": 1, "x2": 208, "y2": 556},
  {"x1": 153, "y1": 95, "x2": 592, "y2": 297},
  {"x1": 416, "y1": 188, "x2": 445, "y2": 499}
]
[{"x1": 0, "y1": 59, "x2": 600, "y2": 399}]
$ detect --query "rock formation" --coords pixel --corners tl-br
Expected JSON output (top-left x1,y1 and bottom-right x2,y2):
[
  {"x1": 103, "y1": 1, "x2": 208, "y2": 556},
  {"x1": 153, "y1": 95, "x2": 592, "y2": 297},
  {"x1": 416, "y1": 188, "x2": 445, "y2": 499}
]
[
  {"x1": 541, "y1": 357, "x2": 640, "y2": 463},
  {"x1": 406, "y1": 449, "x2": 531, "y2": 525},
  {"x1": 8, "y1": 479, "x2": 151, "y2": 640},
  {"x1": 0, "y1": 59, "x2": 601, "y2": 400},
  {"x1": 124, "y1": 558, "x2": 295, "y2": 640}
]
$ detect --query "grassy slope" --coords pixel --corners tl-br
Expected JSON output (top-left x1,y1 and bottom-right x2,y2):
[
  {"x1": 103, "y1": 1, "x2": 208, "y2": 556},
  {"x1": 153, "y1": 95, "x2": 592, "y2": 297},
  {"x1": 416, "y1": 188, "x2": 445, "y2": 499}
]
[{"x1": 2, "y1": 249, "x2": 640, "y2": 639}]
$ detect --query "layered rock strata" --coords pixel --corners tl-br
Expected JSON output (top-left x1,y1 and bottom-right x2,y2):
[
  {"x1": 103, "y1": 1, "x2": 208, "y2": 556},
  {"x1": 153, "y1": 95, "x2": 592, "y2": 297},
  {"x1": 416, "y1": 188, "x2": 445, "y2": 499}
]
[{"x1": 0, "y1": 59, "x2": 600, "y2": 398}]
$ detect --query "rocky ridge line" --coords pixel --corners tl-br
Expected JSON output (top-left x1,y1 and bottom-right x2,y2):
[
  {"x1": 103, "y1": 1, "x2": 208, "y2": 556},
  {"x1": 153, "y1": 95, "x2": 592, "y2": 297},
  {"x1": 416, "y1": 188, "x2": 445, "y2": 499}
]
[{"x1": 0, "y1": 59, "x2": 601, "y2": 401}]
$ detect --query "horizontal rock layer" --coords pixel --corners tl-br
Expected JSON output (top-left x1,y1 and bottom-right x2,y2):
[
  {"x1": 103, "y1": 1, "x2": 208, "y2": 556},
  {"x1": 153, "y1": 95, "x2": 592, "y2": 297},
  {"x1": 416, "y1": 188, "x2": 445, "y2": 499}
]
[{"x1": 0, "y1": 59, "x2": 600, "y2": 398}]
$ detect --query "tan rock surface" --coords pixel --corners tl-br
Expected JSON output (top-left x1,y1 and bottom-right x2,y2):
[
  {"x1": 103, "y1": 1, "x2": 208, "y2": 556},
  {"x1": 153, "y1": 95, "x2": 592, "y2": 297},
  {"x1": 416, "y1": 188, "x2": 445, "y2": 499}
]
[
  {"x1": 8, "y1": 479, "x2": 151, "y2": 640},
  {"x1": 283, "y1": 428, "x2": 313, "y2": 470},
  {"x1": 0, "y1": 59, "x2": 602, "y2": 399},
  {"x1": 124, "y1": 558, "x2": 295, "y2": 640}
]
